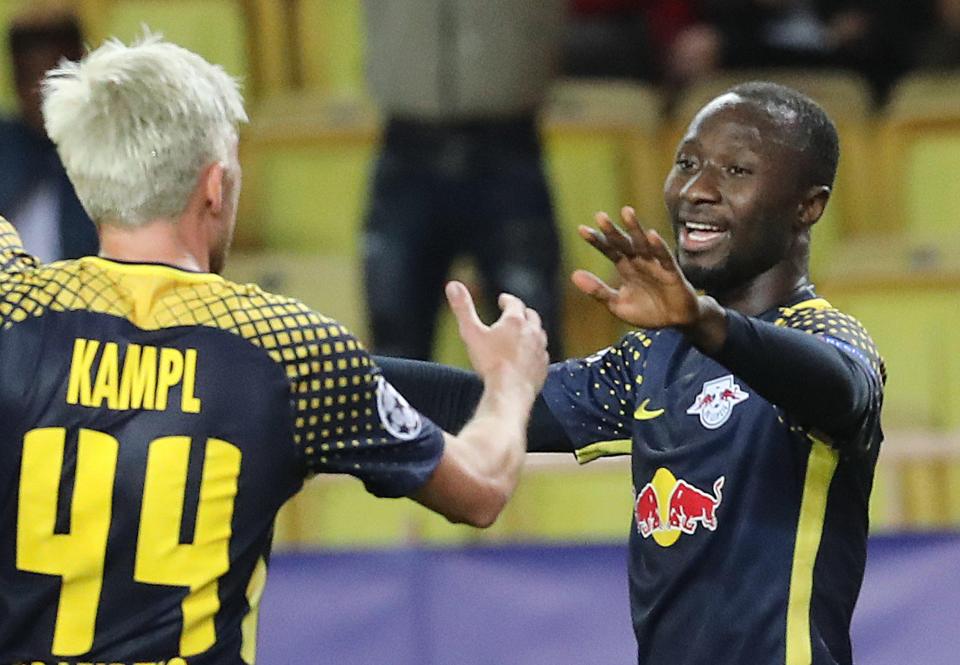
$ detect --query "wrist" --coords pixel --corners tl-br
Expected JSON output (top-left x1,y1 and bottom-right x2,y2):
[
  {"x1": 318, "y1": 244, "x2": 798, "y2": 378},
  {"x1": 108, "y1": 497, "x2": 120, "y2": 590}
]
[
  {"x1": 481, "y1": 367, "x2": 539, "y2": 408},
  {"x1": 679, "y1": 296, "x2": 728, "y2": 355}
]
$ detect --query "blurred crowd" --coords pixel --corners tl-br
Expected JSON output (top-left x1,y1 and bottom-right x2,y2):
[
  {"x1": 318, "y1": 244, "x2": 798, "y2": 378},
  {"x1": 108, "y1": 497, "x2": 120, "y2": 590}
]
[{"x1": 564, "y1": 0, "x2": 960, "y2": 102}]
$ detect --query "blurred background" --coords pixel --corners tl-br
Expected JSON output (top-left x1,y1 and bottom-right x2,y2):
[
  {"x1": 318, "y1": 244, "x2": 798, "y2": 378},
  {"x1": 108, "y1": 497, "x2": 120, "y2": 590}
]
[{"x1": 1, "y1": 1, "x2": 959, "y2": 663}]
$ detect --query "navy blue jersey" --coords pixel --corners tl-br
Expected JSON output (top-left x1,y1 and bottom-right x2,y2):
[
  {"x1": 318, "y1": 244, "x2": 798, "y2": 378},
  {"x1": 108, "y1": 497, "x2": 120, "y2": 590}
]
[
  {"x1": 0, "y1": 220, "x2": 444, "y2": 664},
  {"x1": 542, "y1": 289, "x2": 884, "y2": 665}
]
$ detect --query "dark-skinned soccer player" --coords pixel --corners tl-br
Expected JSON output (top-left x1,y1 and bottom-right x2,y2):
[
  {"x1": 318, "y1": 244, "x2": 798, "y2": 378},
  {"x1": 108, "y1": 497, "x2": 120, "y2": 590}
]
[{"x1": 378, "y1": 82, "x2": 885, "y2": 665}]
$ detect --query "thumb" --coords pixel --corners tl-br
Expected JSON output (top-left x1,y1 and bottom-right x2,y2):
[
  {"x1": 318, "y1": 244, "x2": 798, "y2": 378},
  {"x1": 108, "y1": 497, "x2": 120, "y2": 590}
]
[
  {"x1": 571, "y1": 269, "x2": 618, "y2": 304},
  {"x1": 446, "y1": 281, "x2": 485, "y2": 338}
]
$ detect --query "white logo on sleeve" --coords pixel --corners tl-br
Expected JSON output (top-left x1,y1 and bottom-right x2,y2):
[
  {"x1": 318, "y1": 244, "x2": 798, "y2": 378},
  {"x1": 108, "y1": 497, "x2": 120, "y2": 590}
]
[
  {"x1": 375, "y1": 375, "x2": 423, "y2": 440},
  {"x1": 686, "y1": 375, "x2": 749, "y2": 429}
]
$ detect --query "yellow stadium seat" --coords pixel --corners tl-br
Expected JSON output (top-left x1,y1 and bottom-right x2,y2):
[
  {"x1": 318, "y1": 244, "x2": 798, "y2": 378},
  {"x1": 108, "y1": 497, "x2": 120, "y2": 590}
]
[
  {"x1": 76, "y1": 0, "x2": 253, "y2": 91},
  {"x1": 293, "y1": 0, "x2": 367, "y2": 97},
  {"x1": 0, "y1": 0, "x2": 38, "y2": 114},
  {"x1": 540, "y1": 79, "x2": 665, "y2": 358},
  {"x1": 823, "y1": 272, "x2": 960, "y2": 431},
  {"x1": 240, "y1": 93, "x2": 379, "y2": 254},
  {"x1": 667, "y1": 70, "x2": 877, "y2": 281},
  {"x1": 878, "y1": 72, "x2": 960, "y2": 244}
]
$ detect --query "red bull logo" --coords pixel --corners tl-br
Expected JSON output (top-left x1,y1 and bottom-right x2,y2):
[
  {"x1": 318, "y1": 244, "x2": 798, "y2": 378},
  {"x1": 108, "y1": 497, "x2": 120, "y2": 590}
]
[{"x1": 634, "y1": 468, "x2": 725, "y2": 547}]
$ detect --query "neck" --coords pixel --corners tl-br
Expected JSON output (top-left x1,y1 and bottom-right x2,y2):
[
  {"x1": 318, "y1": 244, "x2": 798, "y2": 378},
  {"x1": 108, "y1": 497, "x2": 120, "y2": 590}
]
[
  {"x1": 97, "y1": 217, "x2": 209, "y2": 272},
  {"x1": 711, "y1": 261, "x2": 810, "y2": 316}
]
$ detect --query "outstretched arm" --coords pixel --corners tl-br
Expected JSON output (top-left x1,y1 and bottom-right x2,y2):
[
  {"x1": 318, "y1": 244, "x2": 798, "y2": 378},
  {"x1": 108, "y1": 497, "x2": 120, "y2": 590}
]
[
  {"x1": 410, "y1": 282, "x2": 549, "y2": 527},
  {"x1": 573, "y1": 207, "x2": 880, "y2": 446},
  {"x1": 375, "y1": 355, "x2": 574, "y2": 453}
]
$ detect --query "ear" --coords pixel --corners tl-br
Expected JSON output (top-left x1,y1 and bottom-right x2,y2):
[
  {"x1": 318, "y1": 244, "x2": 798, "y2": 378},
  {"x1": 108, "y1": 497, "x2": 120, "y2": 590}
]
[
  {"x1": 797, "y1": 185, "x2": 830, "y2": 228},
  {"x1": 202, "y1": 161, "x2": 225, "y2": 216}
]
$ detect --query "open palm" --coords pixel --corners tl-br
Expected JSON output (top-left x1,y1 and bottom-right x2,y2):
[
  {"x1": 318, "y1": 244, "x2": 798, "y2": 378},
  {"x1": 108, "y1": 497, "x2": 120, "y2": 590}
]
[{"x1": 572, "y1": 207, "x2": 700, "y2": 330}]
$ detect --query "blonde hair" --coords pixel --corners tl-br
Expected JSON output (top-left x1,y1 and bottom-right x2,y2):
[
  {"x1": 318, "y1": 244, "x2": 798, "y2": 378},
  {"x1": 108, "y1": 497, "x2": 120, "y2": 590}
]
[{"x1": 42, "y1": 33, "x2": 248, "y2": 226}]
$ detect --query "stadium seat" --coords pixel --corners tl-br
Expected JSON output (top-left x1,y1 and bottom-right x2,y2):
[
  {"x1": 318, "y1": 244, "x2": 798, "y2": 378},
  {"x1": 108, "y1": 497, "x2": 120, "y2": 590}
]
[
  {"x1": 667, "y1": 70, "x2": 877, "y2": 280},
  {"x1": 292, "y1": 0, "x2": 368, "y2": 97},
  {"x1": 824, "y1": 273, "x2": 960, "y2": 431},
  {"x1": 818, "y1": 267, "x2": 960, "y2": 531},
  {"x1": 878, "y1": 72, "x2": 960, "y2": 244},
  {"x1": 540, "y1": 79, "x2": 664, "y2": 358},
  {"x1": 76, "y1": 0, "x2": 253, "y2": 91},
  {"x1": 0, "y1": 0, "x2": 34, "y2": 114},
  {"x1": 240, "y1": 93, "x2": 379, "y2": 253}
]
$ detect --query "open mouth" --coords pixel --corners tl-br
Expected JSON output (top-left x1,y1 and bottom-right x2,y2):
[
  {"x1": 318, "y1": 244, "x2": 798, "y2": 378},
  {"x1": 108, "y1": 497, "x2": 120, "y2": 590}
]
[{"x1": 678, "y1": 220, "x2": 730, "y2": 253}]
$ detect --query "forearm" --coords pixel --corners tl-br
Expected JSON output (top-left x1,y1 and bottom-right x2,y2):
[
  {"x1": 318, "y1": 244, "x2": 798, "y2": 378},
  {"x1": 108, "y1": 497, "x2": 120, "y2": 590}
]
[{"x1": 452, "y1": 377, "x2": 534, "y2": 503}]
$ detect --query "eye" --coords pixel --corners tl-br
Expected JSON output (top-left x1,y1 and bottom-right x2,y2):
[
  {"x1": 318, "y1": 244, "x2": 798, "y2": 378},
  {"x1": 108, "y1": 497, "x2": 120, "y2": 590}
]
[
  {"x1": 726, "y1": 165, "x2": 752, "y2": 176},
  {"x1": 675, "y1": 156, "x2": 697, "y2": 172}
]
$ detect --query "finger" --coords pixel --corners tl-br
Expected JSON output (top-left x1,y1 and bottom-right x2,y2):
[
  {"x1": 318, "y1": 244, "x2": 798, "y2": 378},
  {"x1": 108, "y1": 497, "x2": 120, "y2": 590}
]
[
  {"x1": 647, "y1": 229, "x2": 680, "y2": 272},
  {"x1": 577, "y1": 224, "x2": 622, "y2": 263},
  {"x1": 571, "y1": 269, "x2": 618, "y2": 303},
  {"x1": 497, "y1": 292, "x2": 527, "y2": 320},
  {"x1": 620, "y1": 206, "x2": 654, "y2": 260},
  {"x1": 596, "y1": 210, "x2": 635, "y2": 258},
  {"x1": 524, "y1": 306, "x2": 543, "y2": 330},
  {"x1": 445, "y1": 281, "x2": 485, "y2": 337}
]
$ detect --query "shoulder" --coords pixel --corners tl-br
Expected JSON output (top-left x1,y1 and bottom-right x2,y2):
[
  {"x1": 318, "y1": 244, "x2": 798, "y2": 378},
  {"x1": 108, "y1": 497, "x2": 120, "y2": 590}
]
[
  {"x1": 774, "y1": 297, "x2": 885, "y2": 382},
  {"x1": 194, "y1": 279, "x2": 366, "y2": 363}
]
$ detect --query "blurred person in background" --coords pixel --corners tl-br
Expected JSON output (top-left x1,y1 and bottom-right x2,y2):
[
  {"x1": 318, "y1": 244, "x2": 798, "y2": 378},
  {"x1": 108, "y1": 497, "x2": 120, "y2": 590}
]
[
  {"x1": 0, "y1": 34, "x2": 548, "y2": 663},
  {"x1": 912, "y1": 0, "x2": 960, "y2": 69},
  {"x1": 362, "y1": 0, "x2": 566, "y2": 361},
  {"x1": 562, "y1": 0, "x2": 699, "y2": 83},
  {"x1": 0, "y1": 8, "x2": 96, "y2": 261},
  {"x1": 378, "y1": 82, "x2": 885, "y2": 665},
  {"x1": 666, "y1": 0, "x2": 911, "y2": 98}
]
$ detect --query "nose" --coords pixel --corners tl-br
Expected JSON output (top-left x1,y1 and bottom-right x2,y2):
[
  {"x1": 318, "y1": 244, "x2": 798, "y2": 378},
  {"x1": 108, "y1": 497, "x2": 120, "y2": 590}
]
[{"x1": 680, "y1": 166, "x2": 721, "y2": 206}]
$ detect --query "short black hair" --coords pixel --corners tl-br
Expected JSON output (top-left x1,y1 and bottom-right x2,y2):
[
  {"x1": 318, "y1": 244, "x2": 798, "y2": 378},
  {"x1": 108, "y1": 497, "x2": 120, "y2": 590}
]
[{"x1": 723, "y1": 81, "x2": 840, "y2": 190}]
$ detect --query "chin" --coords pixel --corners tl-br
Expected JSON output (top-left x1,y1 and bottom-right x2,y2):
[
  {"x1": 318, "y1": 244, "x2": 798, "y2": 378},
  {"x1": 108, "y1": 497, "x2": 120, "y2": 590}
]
[{"x1": 679, "y1": 255, "x2": 727, "y2": 292}]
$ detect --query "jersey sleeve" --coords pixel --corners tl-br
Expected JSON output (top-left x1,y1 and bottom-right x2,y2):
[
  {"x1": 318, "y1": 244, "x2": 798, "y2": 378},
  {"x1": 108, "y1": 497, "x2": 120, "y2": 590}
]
[
  {"x1": 0, "y1": 217, "x2": 38, "y2": 274},
  {"x1": 775, "y1": 302, "x2": 885, "y2": 451},
  {"x1": 540, "y1": 330, "x2": 649, "y2": 464},
  {"x1": 282, "y1": 318, "x2": 445, "y2": 498}
]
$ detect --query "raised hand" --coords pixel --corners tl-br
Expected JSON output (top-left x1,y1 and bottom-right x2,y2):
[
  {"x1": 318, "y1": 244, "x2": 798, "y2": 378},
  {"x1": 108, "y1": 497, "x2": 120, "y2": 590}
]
[
  {"x1": 445, "y1": 281, "x2": 549, "y2": 396},
  {"x1": 571, "y1": 206, "x2": 702, "y2": 330}
]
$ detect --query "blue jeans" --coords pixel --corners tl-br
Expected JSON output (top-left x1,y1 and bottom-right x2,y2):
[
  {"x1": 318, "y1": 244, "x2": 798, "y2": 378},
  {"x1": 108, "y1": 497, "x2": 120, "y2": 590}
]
[{"x1": 363, "y1": 116, "x2": 563, "y2": 360}]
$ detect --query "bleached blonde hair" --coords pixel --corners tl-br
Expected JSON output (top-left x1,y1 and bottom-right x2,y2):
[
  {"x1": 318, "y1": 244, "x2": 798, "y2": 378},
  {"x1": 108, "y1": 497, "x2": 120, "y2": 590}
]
[{"x1": 42, "y1": 33, "x2": 248, "y2": 227}]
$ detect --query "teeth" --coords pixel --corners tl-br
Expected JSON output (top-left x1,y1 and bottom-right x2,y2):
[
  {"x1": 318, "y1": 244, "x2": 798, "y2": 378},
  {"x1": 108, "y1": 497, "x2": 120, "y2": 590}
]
[{"x1": 685, "y1": 222, "x2": 722, "y2": 232}]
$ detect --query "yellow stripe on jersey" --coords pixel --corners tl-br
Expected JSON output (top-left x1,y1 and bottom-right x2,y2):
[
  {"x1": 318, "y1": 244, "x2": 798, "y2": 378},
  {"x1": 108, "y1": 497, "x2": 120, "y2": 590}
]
[
  {"x1": 785, "y1": 437, "x2": 839, "y2": 665},
  {"x1": 241, "y1": 557, "x2": 268, "y2": 664},
  {"x1": 574, "y1": 438, "x2": 632, "y2": 464}
]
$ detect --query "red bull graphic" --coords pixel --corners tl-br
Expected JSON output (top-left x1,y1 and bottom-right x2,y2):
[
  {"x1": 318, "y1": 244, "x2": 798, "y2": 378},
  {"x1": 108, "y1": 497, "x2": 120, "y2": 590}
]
[
  {"x1": 634, "y1": 468, "x2": 725, "y2": 547},
  {"x1": 668, "y1": 477, "x2": 724, "y2": 534},
  {"x1": 634, "y1": 483, "x2": 661, "y2": 538},
  {"x1": 686, "y1": 375, "x2": 748, "y2": 429}
]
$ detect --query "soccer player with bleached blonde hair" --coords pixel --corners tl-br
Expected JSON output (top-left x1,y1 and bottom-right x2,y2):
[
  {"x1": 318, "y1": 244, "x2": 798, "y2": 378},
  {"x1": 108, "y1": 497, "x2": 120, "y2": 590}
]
[{"x1": 0, "y1": 34, "x2": 548, "y2": 664}]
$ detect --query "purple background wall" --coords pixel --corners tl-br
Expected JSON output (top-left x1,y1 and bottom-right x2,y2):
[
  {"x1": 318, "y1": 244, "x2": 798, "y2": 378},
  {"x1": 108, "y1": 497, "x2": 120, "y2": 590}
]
[{"x1": 257, "y1": 534, "x2": 960, "y2": 664}]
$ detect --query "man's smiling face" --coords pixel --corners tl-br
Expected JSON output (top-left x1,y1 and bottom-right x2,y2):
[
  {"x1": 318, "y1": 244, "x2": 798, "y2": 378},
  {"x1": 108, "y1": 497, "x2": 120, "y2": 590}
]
[{"x1": 664, "y1": 93, "x2": 805, "y2": 295}]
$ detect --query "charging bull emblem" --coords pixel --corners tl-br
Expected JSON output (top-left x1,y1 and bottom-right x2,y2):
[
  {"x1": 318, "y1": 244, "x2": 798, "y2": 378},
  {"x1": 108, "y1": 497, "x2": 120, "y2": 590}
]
[
  {"x1": 635, "y1": 469, "x2": 725, "y2": 547},
  {"x1": 687, "y1": 375, "x2": 749, "y2": 429}
]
